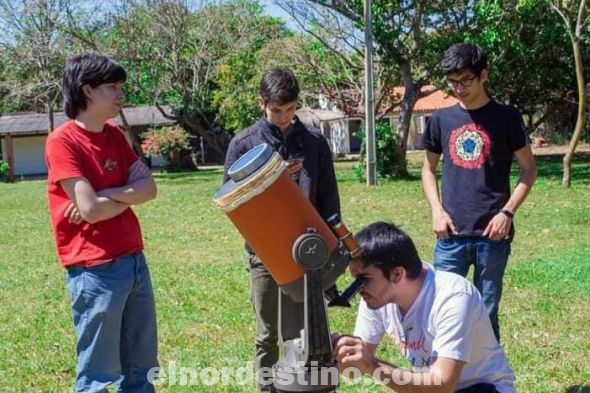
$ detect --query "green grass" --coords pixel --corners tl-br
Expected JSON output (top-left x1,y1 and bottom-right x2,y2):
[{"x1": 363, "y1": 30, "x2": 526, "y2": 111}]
[{"x1": 0, "y1": 151, "x2": 589, "y2": 392}]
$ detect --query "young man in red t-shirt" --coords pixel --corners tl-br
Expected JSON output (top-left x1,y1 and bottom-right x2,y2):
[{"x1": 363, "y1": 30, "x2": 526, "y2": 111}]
[{"x1": 46, "y1": 53, "x2": 159, "y2": 392}]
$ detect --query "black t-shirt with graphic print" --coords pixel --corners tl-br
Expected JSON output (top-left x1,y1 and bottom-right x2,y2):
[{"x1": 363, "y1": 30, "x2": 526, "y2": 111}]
[{"x1": 420, "y1": 101, "x2": 528, "y2": 237}]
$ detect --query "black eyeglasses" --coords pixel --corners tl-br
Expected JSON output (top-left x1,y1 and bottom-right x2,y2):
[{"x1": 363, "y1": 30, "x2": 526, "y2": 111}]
[{"x1": 446, "y1": 75, "x2": 478, "y2": 88}]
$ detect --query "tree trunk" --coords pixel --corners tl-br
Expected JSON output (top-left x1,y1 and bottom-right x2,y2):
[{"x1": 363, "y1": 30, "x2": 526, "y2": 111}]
[
  {"x1": 562, "y1": 0, "x2": 587, "y2": 188},
  {"x1": 394, "y1": 82, "x2": 421, "y2": 177},
  {"x1": 168, "y1": 150, "x2": 181, "y2": 171},
  {"x1": 48, "y1": 104, "x2": 54, "y2": 133},
  {"x1": 180, "y1": 111, "x2": 226, "y2": 163},
  {"x1": 190, "y1": 151, "x2": 200, "y2": 170}
]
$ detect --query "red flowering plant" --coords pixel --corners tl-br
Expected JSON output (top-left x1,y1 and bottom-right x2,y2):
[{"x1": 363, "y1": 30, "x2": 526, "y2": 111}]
[{"x1": 141, "y1": 126, "x2": 190, "y2": 171}]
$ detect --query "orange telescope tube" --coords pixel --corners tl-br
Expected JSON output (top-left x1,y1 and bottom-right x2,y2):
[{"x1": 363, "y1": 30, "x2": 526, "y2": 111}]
[{"x1": 215, "y1": 144, "x2": 338, "y2": 286}]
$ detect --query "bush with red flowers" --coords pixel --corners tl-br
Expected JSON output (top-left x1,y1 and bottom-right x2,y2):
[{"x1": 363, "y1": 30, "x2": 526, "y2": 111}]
[{"x1": 141, "y1": 126, "x2": 190, "y2": 170}]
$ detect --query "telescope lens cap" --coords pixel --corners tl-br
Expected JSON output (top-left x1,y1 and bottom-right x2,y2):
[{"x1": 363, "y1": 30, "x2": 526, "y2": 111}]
[{"x1": 228, "y1": 143, "x2": 274, "y2": 182}]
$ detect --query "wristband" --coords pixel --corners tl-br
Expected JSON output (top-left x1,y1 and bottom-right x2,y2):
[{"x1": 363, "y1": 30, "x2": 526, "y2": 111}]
[{"x1": 500, "y1": 208, "x2": 514, "y2": 219}]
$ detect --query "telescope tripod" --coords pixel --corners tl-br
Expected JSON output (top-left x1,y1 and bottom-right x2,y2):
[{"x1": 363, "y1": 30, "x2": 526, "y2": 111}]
[{"x1": 273, "y1": 231, "x2": 339, "y2": 392}]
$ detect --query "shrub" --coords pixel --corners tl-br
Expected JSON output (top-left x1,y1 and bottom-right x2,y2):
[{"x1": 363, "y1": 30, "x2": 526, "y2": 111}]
[
  {"x1": 141, "y1": 126, "x2": 190, "y2": 171},
  {"x1": 0, "y1": 160, "x2": 10, "y2": 182},
  {"x1": 353, "y1": 122, "x2": 407, "y2": 181}
]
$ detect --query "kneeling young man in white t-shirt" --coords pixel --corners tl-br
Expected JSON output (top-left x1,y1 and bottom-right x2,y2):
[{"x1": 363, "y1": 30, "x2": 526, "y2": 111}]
[{"x1": 333, "y1": 222, "x2": 516, "y2": 393}]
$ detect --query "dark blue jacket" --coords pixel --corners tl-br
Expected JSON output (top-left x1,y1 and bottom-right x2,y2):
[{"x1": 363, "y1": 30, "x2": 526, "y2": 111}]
[{"x1": 223, "y1": 116, "x2": 341, "y2": 222}]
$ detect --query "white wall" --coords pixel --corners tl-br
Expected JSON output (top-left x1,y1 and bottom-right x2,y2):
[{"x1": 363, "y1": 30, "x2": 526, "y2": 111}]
[
  {"x1": 2, "y1": 135, "x2": 48, "y2": 176},
  {"x1": 321, "y1": 120, "x2": 350, "y2": 155},
  {"x1": 0, "y1": 134, "x2": 169, "y2": 176},
  {"x1": 150, "y1": 154, "x2": 167, "y2": 168}
]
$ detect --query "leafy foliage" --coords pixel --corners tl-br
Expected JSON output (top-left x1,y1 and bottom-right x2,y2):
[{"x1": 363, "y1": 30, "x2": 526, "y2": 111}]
[
  {"x1": 211, "y1": 10, "x2": 286, "y2": 133},
  {"x1": 0, "y1": 159, "x2": 10, "y2": 182},
  {"x1": 104, "y1": 0, "x2": 287, "y2": 159},
  {"x1": 354, "y1": 122, "x2": 406, "y2": 181},
  {"x1": 0, "y1": 0, "x2": 588, "y2": 170},
  {"x1": 0, "y1": 0, "x2": 72, "y2": 116},
  {"x1": 464, "y1": 0, "x2": 577, "y2": 134},
  {"x1": 283, "y1": 0, "x2": 476, "y2": 177},
  {"x1": 141, "y1": 126, "x2": 190, "y2": 171}
]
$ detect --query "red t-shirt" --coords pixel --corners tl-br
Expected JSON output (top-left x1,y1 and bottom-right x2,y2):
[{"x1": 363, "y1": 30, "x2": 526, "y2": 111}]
[{"x1": 46, "y1": 120, "x2": 144, "y2": 268}]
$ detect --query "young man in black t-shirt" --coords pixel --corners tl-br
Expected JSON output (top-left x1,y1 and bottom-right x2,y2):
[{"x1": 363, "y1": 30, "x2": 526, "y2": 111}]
[{"x1": 420, "y1": 44, "x2": 537, "y2": 341}]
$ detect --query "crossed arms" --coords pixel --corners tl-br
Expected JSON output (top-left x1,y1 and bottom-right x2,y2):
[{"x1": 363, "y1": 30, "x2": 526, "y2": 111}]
[{"x1": 60, "y1": 160, "x2": 157, "y2": 225}]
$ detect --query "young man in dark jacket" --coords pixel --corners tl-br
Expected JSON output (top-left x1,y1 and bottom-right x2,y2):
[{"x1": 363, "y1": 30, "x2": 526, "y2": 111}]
[{"x1": 223, "y1": 68, "x2": 340, "y2": 392}]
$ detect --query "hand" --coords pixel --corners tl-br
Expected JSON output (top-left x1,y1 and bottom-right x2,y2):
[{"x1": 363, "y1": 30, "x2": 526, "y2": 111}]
[
  {"x1": 64, "y1": 202, "x2": 84, "y2": 225},
  {"x1": 483, "y1": 212, "x2": 512, "y2": 240},
  {"x1": 332, "y1": 335, "x2": 376, "y2": 375},
  {"x1": 286, "y1": 159, "x2": 304, "y2": 176},
  {"x1": 128, "y1": 160, "x2": 152, "y2": 183},
  {"x1": 432, "y1": 208, "x2": 458, "y2": 239},
  {"x1": 349, "y1": 259, "x2": 363, "y2": 277}
]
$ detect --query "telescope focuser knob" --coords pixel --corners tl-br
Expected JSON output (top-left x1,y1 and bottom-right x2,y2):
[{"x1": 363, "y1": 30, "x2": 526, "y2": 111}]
[{"x1": 292, "y1": 231, "x2": 329, "y2": 271}]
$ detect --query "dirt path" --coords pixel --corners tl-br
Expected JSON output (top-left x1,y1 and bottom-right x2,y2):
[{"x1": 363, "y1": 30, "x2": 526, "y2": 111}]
[{"x1": 532, "y1": 143, "x2": 590, "y2": 156}]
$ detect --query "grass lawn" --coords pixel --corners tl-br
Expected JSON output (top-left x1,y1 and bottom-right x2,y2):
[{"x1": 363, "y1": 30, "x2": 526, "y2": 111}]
[{"x1": 0, "y1": 151, "x2": 588, "y2": 392}]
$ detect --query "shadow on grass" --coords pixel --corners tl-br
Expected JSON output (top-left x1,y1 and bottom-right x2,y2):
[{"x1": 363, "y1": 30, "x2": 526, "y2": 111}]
[
  {"x1": 153, "y1": 152, "x2": 590, "y2": 186},
  {"x1": 532, "y1": 152, "x2": 590, "y2": 184},
  {"x1": 565, "y1": 386, "x2": 590, "y2": 393},
  {"x1": 154, "y1": 167, "x2": 223, "y2": 184},
  {"x1": 338, "y1": 172, "x2": 423, "y2": 185},
  {"x1": 383, "y1": 172, "x2": 422, "y2": 183}
]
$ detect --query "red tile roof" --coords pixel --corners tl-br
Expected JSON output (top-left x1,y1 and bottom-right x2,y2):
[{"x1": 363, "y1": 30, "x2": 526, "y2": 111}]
[
  {"x1": 326, "y1": 85, "x2": 459, "y2": 116},
  {"x1": 391, "y1": 86, "x2": 458, "y2": 114}
]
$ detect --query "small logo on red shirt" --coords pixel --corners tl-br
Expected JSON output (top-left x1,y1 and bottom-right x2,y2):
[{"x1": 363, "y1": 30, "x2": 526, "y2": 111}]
[{"x1": 104, "y1": 159, "x2": 118, "y2": 171}]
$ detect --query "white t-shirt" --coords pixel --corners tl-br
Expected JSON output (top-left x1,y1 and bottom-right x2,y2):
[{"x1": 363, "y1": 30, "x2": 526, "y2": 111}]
[{"x1": 354, "y1": 265, "x2": 516, "y2": 392}]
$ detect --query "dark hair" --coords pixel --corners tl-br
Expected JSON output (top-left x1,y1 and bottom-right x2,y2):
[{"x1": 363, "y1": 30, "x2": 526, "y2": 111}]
[
  {"x1": 259, "y1": 68, "x2": 300, "y2": 105},
  {"x1": 441, "y1": 43, "x2": 488, "y2": 76},
  {"x1": 62, "y1": 53, "x2": 127, "y2": 119},
  {"x1": 355, "y1": 222, "x2": 422, "y2": 280}
]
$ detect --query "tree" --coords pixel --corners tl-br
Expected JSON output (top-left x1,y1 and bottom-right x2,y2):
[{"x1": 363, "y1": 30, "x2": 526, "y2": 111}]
[
  {"x1": 0, "y1": 49, "x2": 14, "y2": 114},
  {"x1": 277, "y1": 0, "x2": 474, "y2": 177},
  {"x1": 212, "y1": 15, "x2": 286, "y2": 133},
  {"x1": 258, "y1": 7, "x2": 364, "y2": 106},
  {"x1": 0, "y1": 0, "x2": 72, "y2": 130},
  {"x1": 465, "y1": 0, "x2": 573, "y2": 135},
  {"x1": 548, "y1": 0, "x2": 588, "y2": 187},
  {"x1": 256, "y1": 27, "x2": 363, "y2": 105},
  {"x1": 104, "y1": 0, "x2": 286, "y2": 160}
]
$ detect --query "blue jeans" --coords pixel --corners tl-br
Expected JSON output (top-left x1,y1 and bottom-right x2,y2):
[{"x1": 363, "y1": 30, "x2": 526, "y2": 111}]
[
  {"x1": 434, "y1": 237, "x2": 510, "y2": 341},
  {"x1": 66, "y1": 253, "x2": 158, "y2": 393}
]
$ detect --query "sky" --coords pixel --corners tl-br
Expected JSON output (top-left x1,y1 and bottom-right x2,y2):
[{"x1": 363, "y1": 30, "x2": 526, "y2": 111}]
[
  {"x1": 0, "y1": 0, "x2": 301, "y2": 46},
  {"x1": 260, "y1": 0, "x2": 300, "y2": 30}
]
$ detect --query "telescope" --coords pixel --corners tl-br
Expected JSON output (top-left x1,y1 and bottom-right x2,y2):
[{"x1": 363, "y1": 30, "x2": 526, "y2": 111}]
[{"x1": 215, "y1": 143, "x2": 365, "y2": 392}]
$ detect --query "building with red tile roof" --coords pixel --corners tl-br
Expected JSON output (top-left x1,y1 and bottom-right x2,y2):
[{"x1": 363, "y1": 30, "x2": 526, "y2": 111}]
[
  {"x1": 297, "y1": 86, "x2": 459, "y2": 154},
  {"x1": 392, "y1": 86, "x2": 458, "y2": 114}
]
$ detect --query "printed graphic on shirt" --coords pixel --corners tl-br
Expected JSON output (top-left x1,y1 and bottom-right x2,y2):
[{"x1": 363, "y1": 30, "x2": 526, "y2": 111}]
[
  {"x1": 104, "y1": 158, "x2": 118, "y2": 171},
  {"x1": 388, "y1": 326, "x2": 433, "y2": 369},
  {"x1": 448, "y1": 123, "x2": 491, "y2": 169}
]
